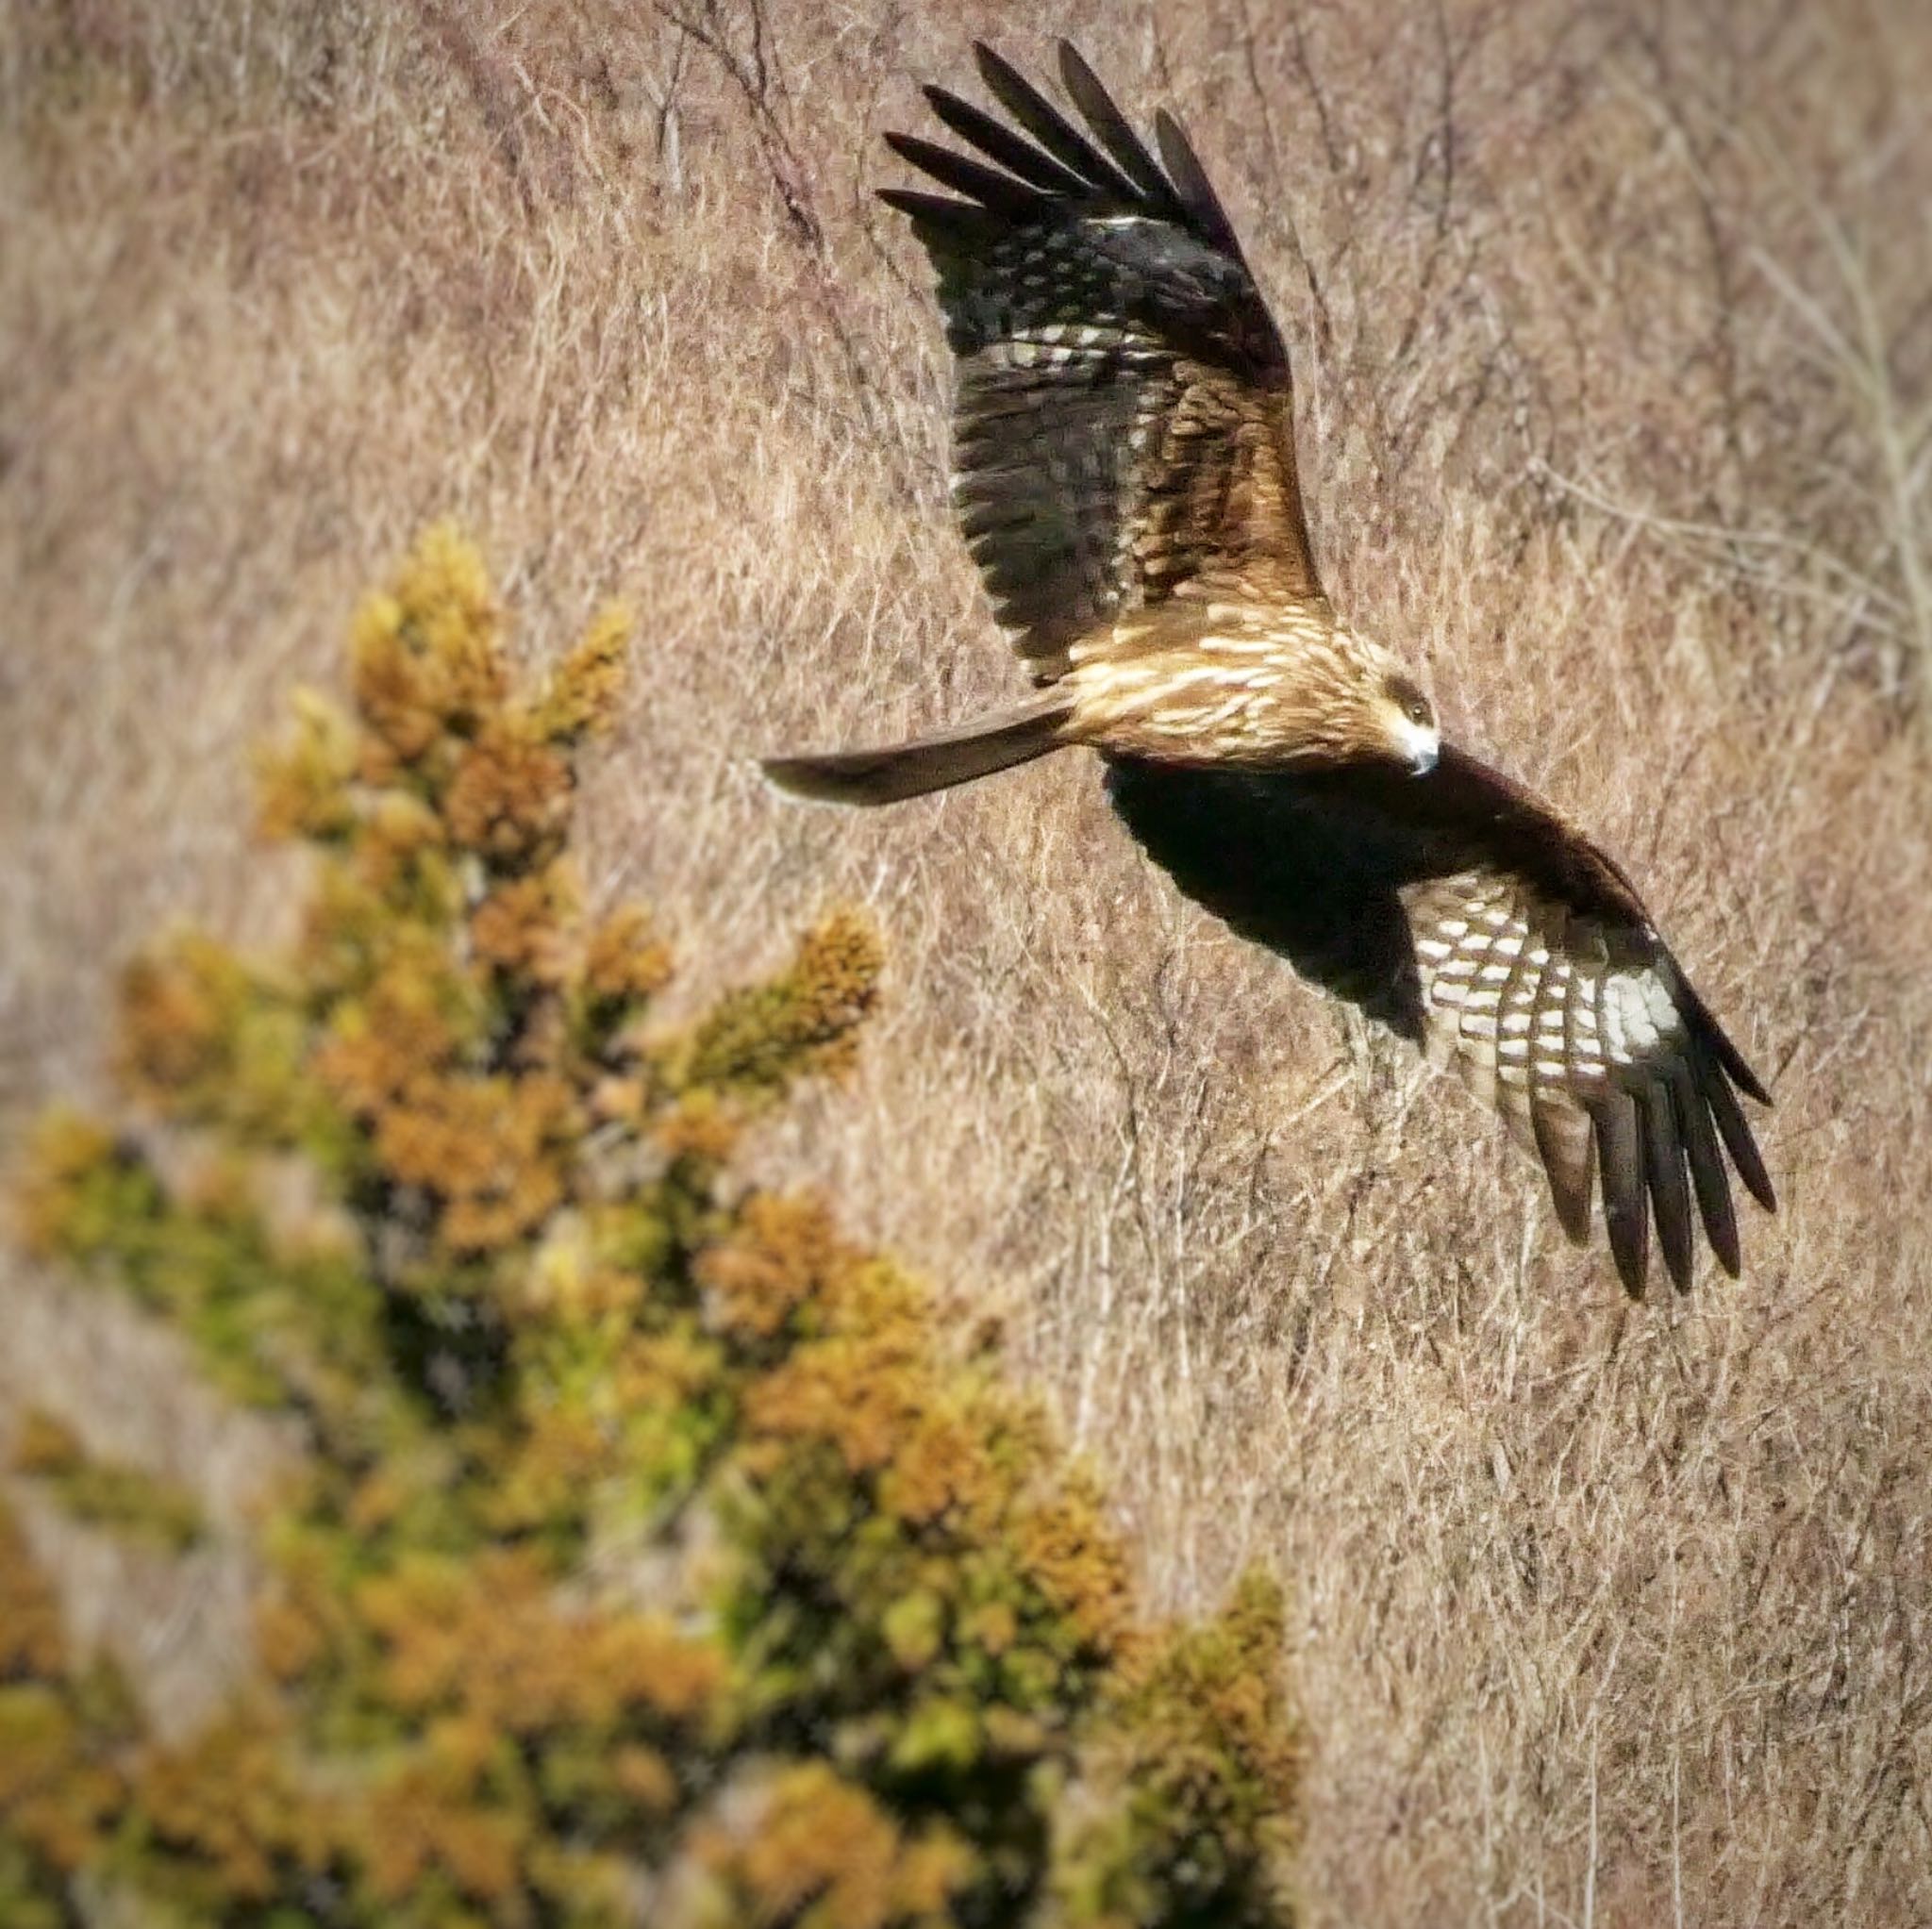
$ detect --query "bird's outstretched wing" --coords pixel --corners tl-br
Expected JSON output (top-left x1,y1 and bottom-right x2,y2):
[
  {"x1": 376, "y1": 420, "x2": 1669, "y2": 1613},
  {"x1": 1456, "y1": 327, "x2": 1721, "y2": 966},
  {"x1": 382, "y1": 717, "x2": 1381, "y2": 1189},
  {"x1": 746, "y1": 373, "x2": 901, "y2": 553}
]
[
  {"x1": 883, "y1": 42, "x2": 1324, "y2": 677},
  {"x1": 1106, "y1": 748, "x2": 1774, "y2": 1295}
]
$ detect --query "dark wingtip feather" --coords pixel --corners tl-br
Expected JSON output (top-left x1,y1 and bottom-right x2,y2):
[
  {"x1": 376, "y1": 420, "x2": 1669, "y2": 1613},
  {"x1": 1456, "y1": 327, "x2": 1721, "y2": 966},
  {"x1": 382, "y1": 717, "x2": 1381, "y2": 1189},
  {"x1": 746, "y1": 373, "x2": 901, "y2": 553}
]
[
  {"x1": 760, "y1": 754, "x2": 868, "y2": 805},
  {"x1": 1055, "y1": 42, "x2": 1181, "y2": 214},
  {"x1": 916, "y1": 43, "x2": 1250, "y2": 270},
  {"x1": 1725, "y1": 1047, "x2": 1773, "y2": 1108},
  {"x1": 923, "y1": 84, "x2": 1095, "y2": 197},
  {"x1": 972, "y1": 42, "x2": 1139, "y2": 199},
  {"x1": 1152, "y1": 108, "x2": 1241, "y2": 258},
  {"x1": 1672, "y1": 1061, "x2": 1740, "y2": 1276},
  {"x1": 1684, "y1": 982, "x2": 1773, "y2": 1106},
  {"x1": 875, "y1": 186, "x2": 996, "y2": 240},
  {"x1": 1641, "y1": 1082, "x2": 1695, "y2": 1293},
  {"x1": 882, "y1": 131, "x2": 1044, "y2": 219},
  {"x1": 1594, "y1": 1090, "x2": 1651, "y2": 1299},
  {"x1": 1706, "y1": 1056, "x2": 1777, "y2": 1212}
]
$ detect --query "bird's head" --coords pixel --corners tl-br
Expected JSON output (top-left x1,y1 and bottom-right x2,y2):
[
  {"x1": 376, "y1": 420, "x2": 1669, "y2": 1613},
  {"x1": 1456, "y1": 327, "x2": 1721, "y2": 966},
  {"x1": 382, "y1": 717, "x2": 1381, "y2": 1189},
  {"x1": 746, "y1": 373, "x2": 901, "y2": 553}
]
[
  {"x1": 1376, "y1": 666, "x2": 1441, "y2": 774},
  {"x1": 1306, "y1": 632, "x2": 1439, "y2": 775}
]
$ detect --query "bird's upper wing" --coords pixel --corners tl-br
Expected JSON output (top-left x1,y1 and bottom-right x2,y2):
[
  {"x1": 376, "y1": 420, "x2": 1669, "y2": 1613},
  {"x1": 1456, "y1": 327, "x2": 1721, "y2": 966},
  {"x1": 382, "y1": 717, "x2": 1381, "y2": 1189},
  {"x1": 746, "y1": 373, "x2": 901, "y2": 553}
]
[
  {"x1": 882, "y1": 42, "x2": 1324, "y2": 678},
  {"x1": 1105, "y1": 747, "x2": 1775, "y2": 1295}
]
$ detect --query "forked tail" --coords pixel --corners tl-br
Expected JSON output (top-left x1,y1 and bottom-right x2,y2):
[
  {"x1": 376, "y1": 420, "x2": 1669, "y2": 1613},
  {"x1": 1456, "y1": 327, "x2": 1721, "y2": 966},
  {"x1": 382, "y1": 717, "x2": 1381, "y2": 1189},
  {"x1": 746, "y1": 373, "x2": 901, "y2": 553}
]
[{"x1": 761, "y1": 691, "x2": 1074, "y2": 806}]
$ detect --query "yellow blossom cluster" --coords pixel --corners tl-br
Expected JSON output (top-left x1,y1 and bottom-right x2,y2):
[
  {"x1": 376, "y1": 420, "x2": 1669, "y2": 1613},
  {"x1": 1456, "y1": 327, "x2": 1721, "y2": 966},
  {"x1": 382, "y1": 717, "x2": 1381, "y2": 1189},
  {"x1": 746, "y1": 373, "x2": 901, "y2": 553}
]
[
  {"x1": 8, "y1": 529, "x2": 1301, "y2": 1927},
  {"x1": 348, "y1": 524, "x2": 507, "y2": 773},
  {"x1": 0, "y1": 1502, "x2": 127, "y2": 1917}
]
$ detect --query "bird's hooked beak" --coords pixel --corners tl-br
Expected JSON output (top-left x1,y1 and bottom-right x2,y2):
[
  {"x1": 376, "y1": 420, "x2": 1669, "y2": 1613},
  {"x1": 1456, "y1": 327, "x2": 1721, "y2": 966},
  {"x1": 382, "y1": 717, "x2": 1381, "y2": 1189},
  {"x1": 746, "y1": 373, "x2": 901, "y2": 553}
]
[
  {"x1": 1380, "y1": 702, "x2": 1440, "y2": 774},
  {"x1": 1400, "y1": 715, "x2": 1441, "y2": 774}
]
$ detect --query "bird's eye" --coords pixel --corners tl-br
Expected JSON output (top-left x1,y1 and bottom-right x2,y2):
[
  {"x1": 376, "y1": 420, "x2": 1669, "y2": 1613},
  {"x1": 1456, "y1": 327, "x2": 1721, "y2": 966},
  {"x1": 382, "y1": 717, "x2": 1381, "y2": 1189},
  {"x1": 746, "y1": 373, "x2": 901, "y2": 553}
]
[
  {"x1": 1384, "y1": 674, "x2": 1432, "y2": 728},
  {"x1": 1390, "y1": 682, "x2": 1431, "y2": 726}
]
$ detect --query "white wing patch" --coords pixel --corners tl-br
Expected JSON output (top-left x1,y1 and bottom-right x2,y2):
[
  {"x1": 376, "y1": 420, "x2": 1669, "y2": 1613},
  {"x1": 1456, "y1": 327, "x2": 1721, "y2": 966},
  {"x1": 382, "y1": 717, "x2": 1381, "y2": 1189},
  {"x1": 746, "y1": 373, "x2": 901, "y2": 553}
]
[{"x1": 1600, "y1": 970, "x2": 1682, "y2": 1066}]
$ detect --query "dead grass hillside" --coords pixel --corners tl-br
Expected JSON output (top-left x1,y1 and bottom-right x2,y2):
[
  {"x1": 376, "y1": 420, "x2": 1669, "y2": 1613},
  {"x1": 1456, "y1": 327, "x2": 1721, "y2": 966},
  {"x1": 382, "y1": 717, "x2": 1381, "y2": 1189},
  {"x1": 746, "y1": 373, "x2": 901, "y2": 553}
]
[{"x1": 4, "y1": 1, "x2": 1930, "y2": 1921}]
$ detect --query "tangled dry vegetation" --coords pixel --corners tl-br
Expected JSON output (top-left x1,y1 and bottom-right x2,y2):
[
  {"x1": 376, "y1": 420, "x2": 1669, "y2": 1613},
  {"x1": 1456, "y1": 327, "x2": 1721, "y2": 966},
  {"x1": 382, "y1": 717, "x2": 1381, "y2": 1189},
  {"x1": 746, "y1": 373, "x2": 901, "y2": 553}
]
[{"x1": 3, "y1": 2, "x2": 1929, "y2": 1922}]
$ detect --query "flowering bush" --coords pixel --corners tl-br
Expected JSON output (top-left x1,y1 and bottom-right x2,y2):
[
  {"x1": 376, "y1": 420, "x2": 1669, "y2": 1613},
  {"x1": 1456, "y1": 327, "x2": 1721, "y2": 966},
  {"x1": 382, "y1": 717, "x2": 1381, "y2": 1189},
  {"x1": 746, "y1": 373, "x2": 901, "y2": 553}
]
[{"x1": 6, "y1": 529, "x2": 1301, "y2": 1926}]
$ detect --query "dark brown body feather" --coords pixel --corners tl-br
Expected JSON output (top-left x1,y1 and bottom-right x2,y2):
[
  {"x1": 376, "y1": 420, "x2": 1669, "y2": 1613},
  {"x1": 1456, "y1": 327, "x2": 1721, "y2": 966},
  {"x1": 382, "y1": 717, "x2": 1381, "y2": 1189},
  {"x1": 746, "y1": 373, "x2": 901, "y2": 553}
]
[{"x1": 762, "y1": 42, "x2": 1775, "y2": 1295}]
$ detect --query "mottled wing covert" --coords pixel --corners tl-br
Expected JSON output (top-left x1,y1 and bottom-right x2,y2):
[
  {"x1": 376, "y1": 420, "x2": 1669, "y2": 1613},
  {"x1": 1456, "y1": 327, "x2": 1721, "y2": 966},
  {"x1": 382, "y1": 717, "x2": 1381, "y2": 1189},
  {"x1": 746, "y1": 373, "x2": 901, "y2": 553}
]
[
  {"x1": 1398, "y1": 751, "x2": 1774, "y2": 1296},
  {"x1": 882, "y1": 42, "x2": 1324, "y2": 676}
]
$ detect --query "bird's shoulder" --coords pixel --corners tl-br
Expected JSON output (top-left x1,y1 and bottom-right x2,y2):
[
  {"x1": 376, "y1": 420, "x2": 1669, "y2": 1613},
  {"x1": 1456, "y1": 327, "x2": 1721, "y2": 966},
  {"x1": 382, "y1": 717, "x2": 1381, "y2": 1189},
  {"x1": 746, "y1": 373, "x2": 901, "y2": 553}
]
[{"x1": 1064, "y1": 583, "x2": 1340, "y2": 671}]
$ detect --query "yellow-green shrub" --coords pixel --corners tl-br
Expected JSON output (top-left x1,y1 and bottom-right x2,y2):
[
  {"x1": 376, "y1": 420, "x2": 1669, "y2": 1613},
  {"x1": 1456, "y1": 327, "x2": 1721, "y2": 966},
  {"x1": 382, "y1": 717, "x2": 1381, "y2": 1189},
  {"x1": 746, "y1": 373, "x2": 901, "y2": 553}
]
[
  {"x1": 8, "y1": 528, "x2": 1300, "y2": 1927},
  {"x1": 9, "y1": 1412, "x2": 204, "y2": 1554}
]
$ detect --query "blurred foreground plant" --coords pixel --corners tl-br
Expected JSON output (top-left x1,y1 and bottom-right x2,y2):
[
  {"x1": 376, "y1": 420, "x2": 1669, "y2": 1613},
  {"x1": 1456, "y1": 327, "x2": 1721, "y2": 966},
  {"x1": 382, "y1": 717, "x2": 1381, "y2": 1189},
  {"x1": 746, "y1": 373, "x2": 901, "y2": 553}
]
[{"x1": 6, "y1": 527, "x2": 1300, "y2": 1927}]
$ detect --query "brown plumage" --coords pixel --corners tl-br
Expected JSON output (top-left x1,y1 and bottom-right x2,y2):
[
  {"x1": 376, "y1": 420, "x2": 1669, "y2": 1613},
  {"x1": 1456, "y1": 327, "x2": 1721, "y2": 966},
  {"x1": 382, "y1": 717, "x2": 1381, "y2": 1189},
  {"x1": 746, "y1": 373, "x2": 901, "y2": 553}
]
[{"x1": 762, "y1": 42, "x2": 1775, "y2": 1296}]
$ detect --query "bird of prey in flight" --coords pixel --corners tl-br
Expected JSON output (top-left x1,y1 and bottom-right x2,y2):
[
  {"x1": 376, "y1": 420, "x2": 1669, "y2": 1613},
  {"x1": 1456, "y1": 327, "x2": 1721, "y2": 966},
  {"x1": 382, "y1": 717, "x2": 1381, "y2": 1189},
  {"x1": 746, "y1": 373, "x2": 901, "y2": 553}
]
[{"x1": 764, "y1": 42, "x2": 1774, "y2": 1295}]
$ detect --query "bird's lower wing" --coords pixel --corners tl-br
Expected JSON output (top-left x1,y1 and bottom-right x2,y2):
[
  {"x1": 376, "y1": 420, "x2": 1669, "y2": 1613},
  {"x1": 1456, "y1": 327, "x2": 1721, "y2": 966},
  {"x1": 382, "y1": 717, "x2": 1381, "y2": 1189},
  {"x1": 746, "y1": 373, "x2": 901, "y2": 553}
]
[
  {"x1": 1105, "y1": 746, "x2": 1774, "y2": 1295},
  {"x1": 1388, "y1": 746, "x2": 1773, "y2": 1295}
]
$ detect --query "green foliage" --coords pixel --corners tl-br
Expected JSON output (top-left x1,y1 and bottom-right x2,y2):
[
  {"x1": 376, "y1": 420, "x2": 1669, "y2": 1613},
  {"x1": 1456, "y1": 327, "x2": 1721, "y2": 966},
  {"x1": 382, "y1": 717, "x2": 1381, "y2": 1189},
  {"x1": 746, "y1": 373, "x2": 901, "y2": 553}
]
[
  {"x1": 0, "y1": 1503, "x2": 134, "y2": 1929},
  {"x1": 10, "y1": 1413, "x2": 205, "y2": 1554},
  {"x1": 7, "y1": 528, "x2": 1301, "y2": 1926}
]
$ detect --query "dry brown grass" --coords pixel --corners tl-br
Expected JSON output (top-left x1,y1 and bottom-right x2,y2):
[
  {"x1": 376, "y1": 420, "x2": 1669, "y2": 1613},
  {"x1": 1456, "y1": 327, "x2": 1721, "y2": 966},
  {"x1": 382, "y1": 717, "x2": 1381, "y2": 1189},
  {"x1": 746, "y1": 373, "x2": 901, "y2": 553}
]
[{"x1": 4, "y1": 1, "x2": 1930, "y2": 1921}]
